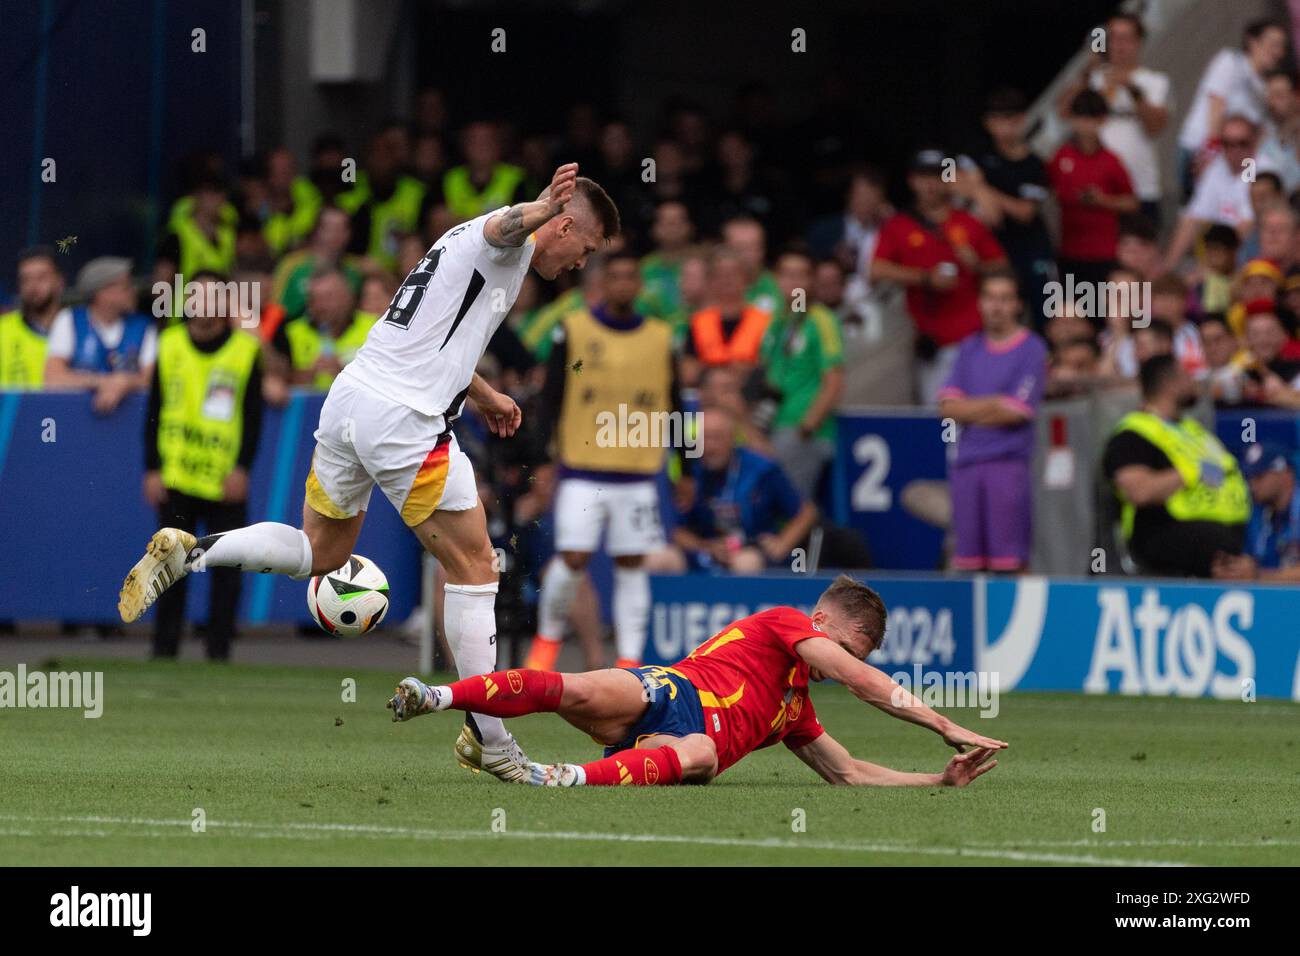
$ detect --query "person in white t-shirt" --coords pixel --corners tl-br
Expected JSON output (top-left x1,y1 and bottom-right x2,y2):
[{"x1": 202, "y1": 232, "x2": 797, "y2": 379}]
[
  {"x1": 1258, "y1": 69, "x2": 1300, "y2": 193},
  {"x1": 1058, "y1": 13, "x2": 1170, "y2": 223},
  {"x1": 1177, "y1": 18, "x2": 1287, "y2": 198},
  {"x1": 45, "y1": 256, "x2": 158, "y2": 415},
  {"x1": 1165, "y1": 115, "x2": 1274, "y2": 270},
  {"x1": 119, "y1": 163, "x2": 619, "y2": 784}
]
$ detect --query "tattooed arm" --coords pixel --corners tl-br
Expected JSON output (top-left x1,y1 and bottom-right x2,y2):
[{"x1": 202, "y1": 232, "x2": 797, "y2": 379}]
[{"x1": 483, "y1": 163, "x2": 579, "y2": 247}]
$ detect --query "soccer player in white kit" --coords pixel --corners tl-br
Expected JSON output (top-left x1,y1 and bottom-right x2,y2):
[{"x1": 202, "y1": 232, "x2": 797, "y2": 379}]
[{"x1": 118, "y1": 163, "x2": 619, "y2": 783}]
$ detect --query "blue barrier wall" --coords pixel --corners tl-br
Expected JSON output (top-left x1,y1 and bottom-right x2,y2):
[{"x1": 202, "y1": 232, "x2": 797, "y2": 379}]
[
  {"x1": 649, "y1": 573, "x2": 1300, "y2": 701},
  {"x1": 0, "y1": 391, "x2": 420, "y2": 624}
]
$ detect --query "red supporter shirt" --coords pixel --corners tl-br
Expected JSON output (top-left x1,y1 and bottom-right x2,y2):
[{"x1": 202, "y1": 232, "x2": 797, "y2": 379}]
[
  {"x1": 670, "y1": 606, "x2": 827, "y2": 775},
  {"x1": 872, "y1": 209, "x2": 1005, "y2": 346},
  {"x1": 1048, "y1": 141, "x2": 1134, "y2": 261}
]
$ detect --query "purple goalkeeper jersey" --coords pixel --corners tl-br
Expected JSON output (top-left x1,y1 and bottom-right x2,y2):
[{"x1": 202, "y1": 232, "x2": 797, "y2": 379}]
[{"x1": 938, "y1": 327, "x2": 1048, "y2": 466}]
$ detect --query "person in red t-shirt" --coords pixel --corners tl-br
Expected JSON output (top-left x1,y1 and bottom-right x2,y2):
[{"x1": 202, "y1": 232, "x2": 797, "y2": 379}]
[
  {"x1": 388, "y1": 575, "x2": 1007, "y2": 787},
  {"x1": 871, "y1": 148, "x2": 1008, "y2": 404},
  {"x1": 1049, "y1": 89, "x2": 1138, "y2": 292}
]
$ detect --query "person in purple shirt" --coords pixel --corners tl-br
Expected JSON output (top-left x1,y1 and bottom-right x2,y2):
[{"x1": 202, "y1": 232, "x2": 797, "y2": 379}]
[{"x1": 937, "y1": 269, "x2": 1048, "y2": 572}]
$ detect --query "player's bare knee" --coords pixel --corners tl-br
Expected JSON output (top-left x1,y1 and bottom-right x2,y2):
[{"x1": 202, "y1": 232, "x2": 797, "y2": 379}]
[
  {"x1": 307, "y1": 530, "x2": 352, "y2": 574},
  {"x1": 560, "y1": 550, "x2": 591, "y2": 571},
  {"x1": 673, "y1": 734, "x2": 717, "y2": 783}
]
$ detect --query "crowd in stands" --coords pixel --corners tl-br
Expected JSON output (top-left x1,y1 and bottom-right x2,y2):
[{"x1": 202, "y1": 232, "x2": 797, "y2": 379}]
[{"x1": 5, "y1": 10, "x2": 1300, "y2": 594}]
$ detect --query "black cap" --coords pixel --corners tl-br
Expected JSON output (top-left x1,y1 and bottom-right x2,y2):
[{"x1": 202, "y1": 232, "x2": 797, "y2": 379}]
[{"x1": 909, "y1": 147, "x2": 948, "y2": 175}]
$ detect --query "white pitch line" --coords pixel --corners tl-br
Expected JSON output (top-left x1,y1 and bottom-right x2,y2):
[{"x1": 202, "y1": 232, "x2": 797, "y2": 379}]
[{"x1": 0, "y1": 813, "x2": 1194, "y2": 866}]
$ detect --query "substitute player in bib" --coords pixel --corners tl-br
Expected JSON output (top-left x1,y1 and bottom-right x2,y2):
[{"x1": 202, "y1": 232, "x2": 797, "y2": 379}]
[
  {"x1": 388, "y1": 575, "x2": 1007, "y2": 787},
  {"x1": 524, "y1": 249, "x2": 681, "y2": 672},
  {"x1": 119, "y1": 163, "x2": 620, "y2": 783}
]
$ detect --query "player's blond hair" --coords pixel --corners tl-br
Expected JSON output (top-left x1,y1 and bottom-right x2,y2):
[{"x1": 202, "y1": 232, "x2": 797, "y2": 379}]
[{"x1": 818, "y1": 575, "x2": 887, "y2": 651}]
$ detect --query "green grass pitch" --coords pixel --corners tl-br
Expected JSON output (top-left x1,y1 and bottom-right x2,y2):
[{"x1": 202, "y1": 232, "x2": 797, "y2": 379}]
[{"x1": 1, "y1": 658, "x2": 1296, "y2": 866}]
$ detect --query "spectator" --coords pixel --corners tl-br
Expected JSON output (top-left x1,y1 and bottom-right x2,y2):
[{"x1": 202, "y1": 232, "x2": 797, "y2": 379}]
[
  {"x1": 702, "y1": 130, "x2": 780, "y2": 238},
  {"x1": 359, "y1": 273, "x2": 397, "y2": 316},
  {"x1": 1187, "y1": 224, "x2": 1240, "y2": 318},
  {"x1": 806, "y1": 166, "x2": 892, "y2": 278},
  {"x1": 937, "y1": 270, "x2": 1048, "y2": 573},
  {"x1": 308, "y1": 131, "x2": 350, "y2": 206},
  {"x1": 429, "y1": 120, "x2": 529, "y2": 223},
  {"x1": 1244, "y1": 201, "x2": 1298, "y2": 271},
  {"x1": 261, "y1": 146, "x2": 323, "y2": 256},
  {"x1": 1213, "y1": 443, "x2": 1300, "y2": 580},
  {"x1": 1165, "y1": 115, "x2": 1268, "y2": 270},
  {"x1": 156, "y1": 173, "x2": 237, "y2": 302},
  {"x1": 1258, "y1": 69, "x2": 1300, "y2": 193},
  {"x1": 1047, "y1": 334, "x2": 1102, "y2": 397},
  {"x1": 338, "y1": 123, "x2": 428, "y2": 272},
  {"x1": 1058, "y1": 13, "x2": 1170, "y2": 225},
  {"x1": 1226, "y1": 259, "x2": 1282, "y2": 336},
  {"x1": 271, "y1": 205, "x2": 363, "y2": 323},
  {"x1": 1242, "y1": 307, "x2": 1300, "y2": 407},
  {"x1": 870, "y1": 147, "x2": 1008, "y2": 404},
  {"x1": 681, "y1": 248, "x2": 771, "y2": 386},
  {"x1": 1103, "y1": 354, "x2": 1250, "y2": 577},
  {"x1": 1048, "y1": 89, "x2": 1138, "y2": 289},
  {"x1": 143, "y1": 271, "x2": 263, "y2": 661},
  {"x1": 721, "y1": 216, "x2": 782, "y2": 314},
  {"x1": 658, "y1": 403, "x2": 817, "y2": 573},
  {"x1": 761, "y1": 248, "x2": 845, "y2": 498},
  {"x1": 1115, "y1": 215, "x2": 1163, "y2": 282},
  {"x1": 963, "y1": 88, "x2": 1056, "y2": 328},
  {"x1": 0, "y1": 247, "x2": 66, "y2": 388},
  {"x1": 268, "y1": 267, "x2": 376, "y2": 389},
  {"x1": 45, "y1": 257, "x2": 156, "y2": 414},
  {"x1": 1151, "y1": 273, "x2": 1206, "y2": 377},
  {"x1": 1177, "y1": 18, "x2": 1288, "y2": 199},
  {"x1": 1200, "y1": 312, "x2": 1251, "y2": 405},
  {"x1": 637, "y1": 200, "x2": 696, "y2": 326}
]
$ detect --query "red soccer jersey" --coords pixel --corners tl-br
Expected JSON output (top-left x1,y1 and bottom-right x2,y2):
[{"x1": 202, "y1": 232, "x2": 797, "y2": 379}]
[
  {"x1": 872, "y1": 209, "x2": 1006, "y2": 346},
  {"x1": 1048, "y1": 141, "x2": 1134, "y2": 261},
  {"x1": 670, "y1": 606, "x2": 827, "y2": 775}
]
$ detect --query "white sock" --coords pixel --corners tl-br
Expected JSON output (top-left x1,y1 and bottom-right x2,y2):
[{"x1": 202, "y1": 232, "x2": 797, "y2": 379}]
[
  {"x1": 191, "y1": 523, "x2": 314, "y2": 579},
  {"x1": 613, "y1": 566, "x2": 650, "y2": 663},
  {"x1": 537, "y1": 558, "x2": 582, "y2": 640},
  {"x1": 443, "y1": 582, "x2": 509, "y2": 747}
]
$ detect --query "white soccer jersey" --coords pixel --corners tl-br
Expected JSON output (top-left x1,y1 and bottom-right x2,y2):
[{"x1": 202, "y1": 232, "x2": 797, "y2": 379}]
[{"x1": 340, "y1": 209, "x2": 534, "y2": 419}]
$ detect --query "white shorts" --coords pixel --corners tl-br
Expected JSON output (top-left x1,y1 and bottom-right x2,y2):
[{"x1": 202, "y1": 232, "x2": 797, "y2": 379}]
[
  {"x1": 554, "y1": 477, "x2": 665, "y2": 556},
  {"x1": 306, "y1": 373, "x2": 478, "y2": 527}
]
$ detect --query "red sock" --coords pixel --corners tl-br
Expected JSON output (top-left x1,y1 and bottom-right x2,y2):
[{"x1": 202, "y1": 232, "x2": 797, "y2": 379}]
[
  {"x1": 446, "y1": 669, "x2": 564, "y2": 717},
  {"x1": 581, "y1": 745, "x2": 682, "y2": 786}
]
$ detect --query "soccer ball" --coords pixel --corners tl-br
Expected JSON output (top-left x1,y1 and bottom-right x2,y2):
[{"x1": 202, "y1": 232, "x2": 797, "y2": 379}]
[{"x1": 307, "y1": 555, "x2": 390, "y2": 637}]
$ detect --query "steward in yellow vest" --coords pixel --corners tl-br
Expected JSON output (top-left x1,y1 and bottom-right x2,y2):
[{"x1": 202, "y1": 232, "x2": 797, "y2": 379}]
[
  {"x1": 143, "y1": 272, "x2": 265, "y2": 660},
  {"x1": 0, "y1": 246, "x2": 66, "y2": 388},
  {"x1": 441, "y1": 163, "x2": 528, "y2": 221},
  {"x1": 1102, "y1": 354, "x2": 1249, "y2": 577},
  {"x1": 337, "y1": 171, "x2": 426, "y2": 272},
  {"x1": 279, "y1": 310, "x2": 376, "y2": 390},
  {"x1": 161, "y1": 180, "x2": 237, "y2": 322}
]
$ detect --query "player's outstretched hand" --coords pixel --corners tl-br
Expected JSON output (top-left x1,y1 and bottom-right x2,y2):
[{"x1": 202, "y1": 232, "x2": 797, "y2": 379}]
[
  {"x1": 941, "y1": 747, "x2": 999, "y2": 787},
  {"x1": 544, "y1": 163, "x2": 579, "y2": 213},
  {"x1": 942, "y1": 722, "x2": 1008, "y2": 753}
]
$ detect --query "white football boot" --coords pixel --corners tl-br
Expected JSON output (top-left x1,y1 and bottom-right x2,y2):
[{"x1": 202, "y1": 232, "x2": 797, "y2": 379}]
[
  {"x1": 118, "y1": 528, "x2": 197, "y2": 623},
  {"x1": 386, "y1": 677, "x2": 535, "y2": 785}
]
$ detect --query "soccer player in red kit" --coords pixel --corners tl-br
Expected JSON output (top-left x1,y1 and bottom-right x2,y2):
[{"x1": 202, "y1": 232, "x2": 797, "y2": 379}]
[{"x1": 387, "y1": 575, "x2": 1007, "y2": 787}]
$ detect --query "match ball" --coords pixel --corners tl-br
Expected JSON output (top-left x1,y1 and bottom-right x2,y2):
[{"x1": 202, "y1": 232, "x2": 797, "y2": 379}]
[{"x1": 307, "y1": 555, "x2": 390, "y2": 637}]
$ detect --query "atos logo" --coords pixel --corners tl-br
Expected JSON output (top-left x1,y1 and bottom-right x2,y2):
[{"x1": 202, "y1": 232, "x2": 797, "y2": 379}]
[{"x1": 1085, "y1": 588, "x2": 1254, "y2": 697}]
